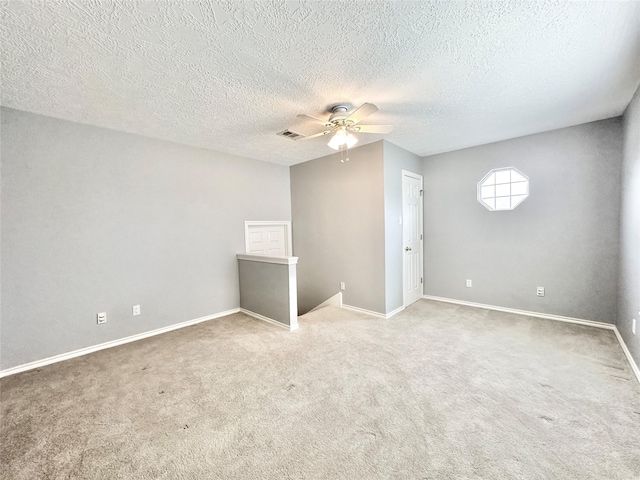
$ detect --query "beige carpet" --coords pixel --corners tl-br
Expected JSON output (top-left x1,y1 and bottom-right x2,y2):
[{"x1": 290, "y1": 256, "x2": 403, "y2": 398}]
[{"x1": 1, "y1": 299, "x2": 639, "y2": 479}]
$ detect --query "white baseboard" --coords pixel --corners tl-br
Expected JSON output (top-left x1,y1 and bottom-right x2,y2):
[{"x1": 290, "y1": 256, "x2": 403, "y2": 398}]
[
  {"x1": 422, "y1": 295, "x2": 614, "y2": 329},
  {"x1": 342, "y1": 304, "x2": 404, "y2": 319},
  {"x1": 0, "y1": 308, "x2": 241, "y2": 379},
  {"x1": 422, "y1": 295, "x2": 640, "y2": 384},
  {"x1": 310, "y1": 292, "x2": 343, "y2": 312},
  {"x1": 342, "y1": 304, "x2": 386, "y2": 318},
  {"x1": 240, "y1": 308, "x2": 298, "y2": 331},
  {"x1": 612, "y1": 327, "x2": 640, "y2": 384},
  {"x1": 386, "y1": 305, "x2": 406, "y2": 319}
]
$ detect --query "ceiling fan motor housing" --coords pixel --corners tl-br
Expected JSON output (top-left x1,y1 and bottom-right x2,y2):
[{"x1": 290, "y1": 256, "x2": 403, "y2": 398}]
[{"x1": 328, "y1": 105, "x2": 350, "y2": 123}]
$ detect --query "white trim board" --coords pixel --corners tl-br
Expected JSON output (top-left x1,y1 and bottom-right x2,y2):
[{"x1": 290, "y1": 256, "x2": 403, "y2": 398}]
[
  {"x1": 386, "y1": 305, "x2": 406, "y2": 319},
  {"x1": 310, "y1": 292, "x2": 343, "y2": 313},
  {"x1": 342, "y1": 304, "x2": 405, "y2": 320},
  {"x1": 423, "y1": 295, "x2": 640, "y2": 384},
  {"x1": 0, "y1": 308, "x2": 241, "y2": 379},
  {"x1": 612, "y1": 327, "x2": 640, "y2": 385},
  {"x1": 240, "y1": 308, "x2": 298, "y2": 331},
  {"x1": 423, "y1": 295, "x2": 614, "y2": 329},
  {"x1": 236, "y1": 254, "x2": 298, "y2": 265}
]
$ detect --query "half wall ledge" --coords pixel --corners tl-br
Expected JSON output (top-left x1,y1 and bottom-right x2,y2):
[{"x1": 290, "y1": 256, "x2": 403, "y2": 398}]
[{"x1": 237, "y1": 254, "x2": 299, "y2": 331}]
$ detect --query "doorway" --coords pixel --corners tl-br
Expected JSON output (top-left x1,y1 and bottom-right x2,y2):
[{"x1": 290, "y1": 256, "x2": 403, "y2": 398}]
[{"x1": 402, "y1": 171, "x2": 424, "y2": 307}]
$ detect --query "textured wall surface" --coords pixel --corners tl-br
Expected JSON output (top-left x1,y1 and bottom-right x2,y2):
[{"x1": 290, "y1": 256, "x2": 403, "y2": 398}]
[
  {"x1": 383, "y1": 141, "x2": 422, "y2": 314},
  {"x1": 619, "y1": 85, "x2": 640, "y2": 364},
  {"x1": 2, "y1": 1, "x2": 639, "y2": 165},
  {"x1": 291, "y1": 142, "x2": 385, "y2": 314},
  {"x1": 0, "y1": 108, "x2": 291, "y2": 370},
  {"x1": 422, "y1": 119, "x2": 623, "y2": 324}
]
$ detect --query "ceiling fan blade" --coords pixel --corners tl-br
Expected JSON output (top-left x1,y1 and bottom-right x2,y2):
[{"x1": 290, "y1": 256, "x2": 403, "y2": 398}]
[
  {"x1": 346, "y1": 103, "x2": 379, "y2": 125},
  {"x1": 296, "y1": 114, "x2": 330, "y2": 126},
  {"x1": 352, "y1": 125, "x2": 393, "y2": 134},
  {"x1": 294, "y1": 129, "x2": 333, "y2": 140}
]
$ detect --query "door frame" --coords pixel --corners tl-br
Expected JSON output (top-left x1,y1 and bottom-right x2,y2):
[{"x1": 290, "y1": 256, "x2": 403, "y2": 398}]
[
  {"x1": 402, "y1": 170, "x2": 424, "y2": 307},
  {"x1": 244, "y1": 221, "x2": 292, "y2": 256}
]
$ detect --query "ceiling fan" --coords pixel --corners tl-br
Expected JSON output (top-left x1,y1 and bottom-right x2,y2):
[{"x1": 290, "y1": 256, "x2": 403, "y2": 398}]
[{"x1": 291, "y1": 103, "x2": 393, "y2": 153}]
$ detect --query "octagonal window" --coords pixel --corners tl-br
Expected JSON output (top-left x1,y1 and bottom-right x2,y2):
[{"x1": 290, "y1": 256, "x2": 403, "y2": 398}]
[{"x1": 477, "y1": 167, "x2": 529, "y2": 211}]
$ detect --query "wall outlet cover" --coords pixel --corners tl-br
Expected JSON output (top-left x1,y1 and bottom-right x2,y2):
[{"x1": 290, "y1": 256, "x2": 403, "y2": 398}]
[
  {"x1": 340, "y1": 282, "x2": 346, "y2": 291},
  {"x1": 97, "y1": 312, "x2": 107, "y2": 324},
  {"x1": 466, "y1": 279, "x2": 472, "y2": 288},
  {"x1": 536, "y1": 287, "x2": 545, "y2": 297},
  {"x1": 132, "y1": 305, "x2": 141, "y2": 316}
]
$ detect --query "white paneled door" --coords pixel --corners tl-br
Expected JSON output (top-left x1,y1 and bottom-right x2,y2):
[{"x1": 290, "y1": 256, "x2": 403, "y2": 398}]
[
  {"x1": 403, "y1": 171, "x2": 424, "y2": 307},
  {"x1": 246, "y1": 224, "x2": 286, "y2": 256}
]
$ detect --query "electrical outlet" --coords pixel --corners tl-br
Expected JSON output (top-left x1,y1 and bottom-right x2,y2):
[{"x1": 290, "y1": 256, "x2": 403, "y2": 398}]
[
  {"x1": 340, "y1": 282, "x2": 346, "y2": 291},
  {"x1": 633, "y1": 319, "x2": 636, "y2": 335},
  {"x1": 536, "y1": 287, "x2": 545, "y2": 297},
  {"x1": 132, "y1": 305, "x2": 141, "y2": 316},
  {"x1": 466, "y1": 279, "x2": 472, "y2": 288},
  {"x1": 97, "y1": 312, "x2": 107, "y2": 324}
]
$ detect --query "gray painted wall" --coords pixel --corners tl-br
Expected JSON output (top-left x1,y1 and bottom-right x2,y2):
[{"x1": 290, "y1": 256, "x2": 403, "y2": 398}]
[
  {"x1": 238, "y1": 259, "x2": 296, "y2": 327},
  {"x1": 422, "y1": 119, "x2": 622, "y2": 324},
  {"x1": 290, "y1": 141, "x2": 385, "y2": 314},
  {"x1": 1, "y1": 107, "x2": 291, "y2": 370},
  {"x1": 619, "y1": 84, "x2": 640, "y2": 364},
  {"x1": 383, "y1": 141, "x2": 422, "y2": 314}
]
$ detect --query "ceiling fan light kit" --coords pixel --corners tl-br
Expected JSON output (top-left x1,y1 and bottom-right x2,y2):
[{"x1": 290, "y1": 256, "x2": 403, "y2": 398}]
[
  {"x1": 287, "y1": 102, "x2": 393, "y2": 162},
  {"x1": 327, "y1": 128, "x2": 358, "y2": 150}
]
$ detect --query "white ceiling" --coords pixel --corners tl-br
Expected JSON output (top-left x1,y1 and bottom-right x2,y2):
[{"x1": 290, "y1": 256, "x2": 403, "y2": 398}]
[{"x1": 2, "y1": 1, "x2": 639, "y2": 166}]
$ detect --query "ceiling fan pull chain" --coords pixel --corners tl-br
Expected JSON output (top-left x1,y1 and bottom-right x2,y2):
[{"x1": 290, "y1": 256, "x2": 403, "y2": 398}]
[{"x1": 338, "y1": 144, "x2": 350, "y2": 163}]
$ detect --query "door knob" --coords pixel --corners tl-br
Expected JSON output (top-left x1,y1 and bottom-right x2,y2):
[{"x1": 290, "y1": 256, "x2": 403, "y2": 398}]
[{"x1": 405, "y1": 246, "x2": 412, "y2": 251}]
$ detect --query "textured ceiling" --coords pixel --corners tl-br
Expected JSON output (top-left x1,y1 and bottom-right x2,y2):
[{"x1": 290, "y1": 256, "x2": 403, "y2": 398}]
[{"x1": 2, "y1": 1, "x2": 640, "y2": 166}]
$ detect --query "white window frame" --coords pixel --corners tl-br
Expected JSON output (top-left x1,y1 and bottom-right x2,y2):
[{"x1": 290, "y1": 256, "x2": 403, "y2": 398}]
[{"x1": 477, "y1": 167, "x2": 529, "y2": 211}]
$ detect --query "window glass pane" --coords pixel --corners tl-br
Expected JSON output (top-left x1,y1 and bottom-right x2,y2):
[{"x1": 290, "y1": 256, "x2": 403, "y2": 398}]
[
  {"x1": 511, "y1": 170, "x2": 526, "y2": 182},
  {"x1": 481, "y1": 185, "x2": 495, "y2": 198},
  {"x1": 481, "y1": 173, "x2": 495, "y2": 186},
  {"x1": 495, "y1": 197, "x2": 511, "y2": 210},
  {"x1": 495, "y1": 183, "x2": 510, "y2": 197},
  {"x1": 511, "y1": 181, "x2": 527, "y2": 196},
  {"x1": 481, "y1": 197, "x2": 495, "y2": 210},
  {"x1": 511, "y1": 194, "x2": 527, "y2": 208},
  {"x1": 495, "y1": 170, "x2": 510, "y2": 184}
]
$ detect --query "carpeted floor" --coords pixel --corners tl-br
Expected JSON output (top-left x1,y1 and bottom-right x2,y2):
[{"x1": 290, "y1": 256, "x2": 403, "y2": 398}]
[{"x1": 1, "y1": 299, "x2": 639, "y2": 479}]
